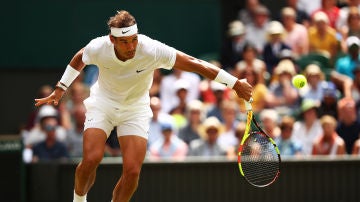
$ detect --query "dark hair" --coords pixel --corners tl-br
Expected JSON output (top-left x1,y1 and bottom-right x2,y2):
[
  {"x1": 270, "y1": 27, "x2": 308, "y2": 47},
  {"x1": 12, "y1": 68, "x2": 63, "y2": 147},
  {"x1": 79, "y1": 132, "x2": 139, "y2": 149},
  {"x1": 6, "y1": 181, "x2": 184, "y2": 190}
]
[
  {"x1": 242, "y1": 42, "x2": 258, "y2": 55},
  {"x1": 107, "y1": 10, "x2": 137, "y2": 29}
]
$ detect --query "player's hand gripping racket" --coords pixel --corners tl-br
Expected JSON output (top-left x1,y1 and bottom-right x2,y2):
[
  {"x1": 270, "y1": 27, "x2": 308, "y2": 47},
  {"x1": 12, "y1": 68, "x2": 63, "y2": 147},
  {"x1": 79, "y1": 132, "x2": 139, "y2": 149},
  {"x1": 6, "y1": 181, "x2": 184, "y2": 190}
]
[{"x1": 237, "y1": 99, "x2": 281, "y2": 187}]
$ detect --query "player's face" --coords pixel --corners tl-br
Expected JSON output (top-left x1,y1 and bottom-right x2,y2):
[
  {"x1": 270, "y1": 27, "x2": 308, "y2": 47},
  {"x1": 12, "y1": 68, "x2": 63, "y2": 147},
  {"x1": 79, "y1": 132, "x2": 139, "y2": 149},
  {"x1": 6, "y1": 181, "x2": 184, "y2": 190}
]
[{"x1": 110, "y1": 34, "x2": 138, "y2": 61}]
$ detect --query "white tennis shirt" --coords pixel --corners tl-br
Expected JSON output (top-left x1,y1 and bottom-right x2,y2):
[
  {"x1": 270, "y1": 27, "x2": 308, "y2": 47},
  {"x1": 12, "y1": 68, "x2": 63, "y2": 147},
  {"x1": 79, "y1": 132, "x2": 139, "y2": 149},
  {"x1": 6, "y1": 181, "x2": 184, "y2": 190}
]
[{"x1": 82, "y1": 34, "x2": 177, "y2": 108}]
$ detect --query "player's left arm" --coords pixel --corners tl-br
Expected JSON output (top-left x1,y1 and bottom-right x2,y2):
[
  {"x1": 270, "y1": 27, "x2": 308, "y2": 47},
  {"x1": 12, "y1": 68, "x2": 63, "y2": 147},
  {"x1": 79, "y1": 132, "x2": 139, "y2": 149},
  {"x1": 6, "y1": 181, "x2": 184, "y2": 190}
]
[{"x1": 173, "y1": 51, "x2": 253, "y2": 101}]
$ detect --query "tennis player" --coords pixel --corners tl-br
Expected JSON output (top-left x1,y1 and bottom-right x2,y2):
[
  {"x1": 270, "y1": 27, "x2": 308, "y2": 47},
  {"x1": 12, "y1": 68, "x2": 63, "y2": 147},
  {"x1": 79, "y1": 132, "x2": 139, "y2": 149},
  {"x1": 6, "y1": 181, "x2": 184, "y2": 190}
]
[{"x1": 34, "y1": 10, "x2": 252, "y2": 202}]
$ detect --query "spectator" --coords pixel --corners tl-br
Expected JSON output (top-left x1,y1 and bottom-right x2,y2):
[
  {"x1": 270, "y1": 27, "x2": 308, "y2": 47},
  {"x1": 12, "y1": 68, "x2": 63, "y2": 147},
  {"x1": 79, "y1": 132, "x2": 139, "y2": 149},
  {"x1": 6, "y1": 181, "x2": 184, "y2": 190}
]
[
  {"x1": 24, "y1": 85, "x2": 54, "y2": 131},
  {"x1": 148, "y1": 96, "x2": 174, "y2": 147},
  {"x1": 263, "y1": 21, "x2": 292, "y2": 74},
  {"x1": 178, "y1": 100, "x2": 204, "y2": 145},
  {"x1": 245, "y1": 4, "x2": 271, "y2": 54},
  {"x1": 65, "y1": 104, "x2": 86, "y2": 158},
  {"x1": 336, "y1": 0, "x2": 360, "y2": 31},
  {"x1": 297, "y1": 0, "x2": 321, "y2": 16},
  {"x1": 232, "y1": 65, "x2": 268, "y2": 114},
  {"x1": 312, "y1": 0, "x2": 340, "y2": 29},
  {"x1": 299, "y1": 63, "x2": 328, "y2": 101},
  {"x1": 318, "y1": 81, "x2": 339, "y2": 119},
  {"x1": 226, "y1": 122, "x2": 246, "y2": 159},
  {"x1": 160, "y1": 69, "x2": 201, "y2": 113},
  {"x1": 308, "y1": 11, "x2": 339, "y2": 60},
  {"x1": 169, "y1": 79, "x2": 191, "y2": 129},
  {"x1": 206, "y1": 81, "x2": 229, "y2": 122},
  {"x1": 265, "y1": 59, "x2": 300, "y2": 116},
  {"x1": 351, "y1": 66, "x2": 360, "y2": 104},
  {"x1": 336, "y1": 97, "x2": 360, "y2": 154},
  {"x1": 276, "y1": 116, "x2": 303, "y2": 156},
  {"x1": 292, "y1": 99, "x2": 323, "y2": 155},
  {"x1": 237, "y1": 0, "x2": 262, "y2": 25},
  {"x1": 312, "y1": 115, "x2": 346, "y2": 155},
  {"x1": 335, "y1": 36, "x2": 360, "y2": 79},
  {"x1": 23, "y1": 105, "x2": 67, "y2": 148},
  {"x1": 352, "y1": 137, "x2": 360, "y2": 154},
  {"x1": 279, "y1": 0, "x2": 311, "y2": 26},
  {"x1": 149, "y1": 122, "x2": 188, "y2": 160},
  {"x1": 220, "y1": 20, "x2": 247, "y2": 71},
  {"x1": 338, "y1": 6, "x2": 360, "y2": 50},
  {"x1": 233, "y1": 42, "x2": 267, "y2": 84},
  {"x1": 281, "y1": 7, "x2": 310, "y2": 57},
  {"x1": 188, "y1": 117, "x2": 227, "y2": 157},
  {"x1": 218, "y1": 100, "x2": 240, "y2": 150},
  {"x1": 31, "y1": 113, "x2": 69, "y2": 162},
  {"x1": 259, "y1": 109, "x2": 281, "y2": 139}
]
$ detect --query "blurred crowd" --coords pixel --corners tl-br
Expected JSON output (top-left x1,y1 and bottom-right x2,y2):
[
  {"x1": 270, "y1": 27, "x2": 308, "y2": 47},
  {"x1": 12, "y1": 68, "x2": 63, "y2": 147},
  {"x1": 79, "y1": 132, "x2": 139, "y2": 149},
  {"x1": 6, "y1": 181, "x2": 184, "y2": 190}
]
[{"x1": 21, "y1": 0, "x2": 360, "y2": 162}]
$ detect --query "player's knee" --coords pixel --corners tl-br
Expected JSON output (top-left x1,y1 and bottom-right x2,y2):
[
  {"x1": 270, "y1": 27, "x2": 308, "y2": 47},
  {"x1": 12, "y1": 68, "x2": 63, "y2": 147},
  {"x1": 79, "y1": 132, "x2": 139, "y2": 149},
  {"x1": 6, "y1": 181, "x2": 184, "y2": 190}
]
[
  {"x1": 123, "y1": 165, "x2": 141, "y2": 180},
  {"x1": 82, "y1": 152, "x2": 103, "y2": 168}
]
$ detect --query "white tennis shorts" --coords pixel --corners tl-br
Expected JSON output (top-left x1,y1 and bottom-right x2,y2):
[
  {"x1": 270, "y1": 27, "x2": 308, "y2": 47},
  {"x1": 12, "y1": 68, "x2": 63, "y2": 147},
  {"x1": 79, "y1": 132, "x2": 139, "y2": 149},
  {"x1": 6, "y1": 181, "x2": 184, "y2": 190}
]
[{"x1": 83, "y1": 97, "x2": 153, "y2": 139}]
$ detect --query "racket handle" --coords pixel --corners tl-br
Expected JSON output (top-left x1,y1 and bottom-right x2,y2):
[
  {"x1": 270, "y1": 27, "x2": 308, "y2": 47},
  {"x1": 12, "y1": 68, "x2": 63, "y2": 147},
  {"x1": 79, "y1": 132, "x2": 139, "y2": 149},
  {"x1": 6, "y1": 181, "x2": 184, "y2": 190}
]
[{"x1": 244, "y1": 100, "x2": 252, "y2": 111}]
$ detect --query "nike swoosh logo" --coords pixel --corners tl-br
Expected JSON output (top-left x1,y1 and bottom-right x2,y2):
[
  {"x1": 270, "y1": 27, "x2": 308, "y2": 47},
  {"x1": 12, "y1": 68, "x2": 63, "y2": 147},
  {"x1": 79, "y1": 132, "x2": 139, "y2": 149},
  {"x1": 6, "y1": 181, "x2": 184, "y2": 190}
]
[
  {"x1": 122, "y1": 30, "x2": 130, "y2": 34},
  {"x1": 136, "y1": 69, "x2": 146, "y2": 73},
  {"x1": 221, "y1": 82, "x2": 228, "y2": 86}
]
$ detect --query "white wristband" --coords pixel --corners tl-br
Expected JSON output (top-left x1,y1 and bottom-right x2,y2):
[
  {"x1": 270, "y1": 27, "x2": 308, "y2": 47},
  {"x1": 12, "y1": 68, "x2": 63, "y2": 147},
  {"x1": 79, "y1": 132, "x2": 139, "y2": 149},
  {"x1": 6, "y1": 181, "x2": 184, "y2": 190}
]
[
  {"x1": 214, "y1": 69, "x2": 238, "y2": 88},
  {"x1": 59, "y1": 65, "x2": 80, "y2": 88}
]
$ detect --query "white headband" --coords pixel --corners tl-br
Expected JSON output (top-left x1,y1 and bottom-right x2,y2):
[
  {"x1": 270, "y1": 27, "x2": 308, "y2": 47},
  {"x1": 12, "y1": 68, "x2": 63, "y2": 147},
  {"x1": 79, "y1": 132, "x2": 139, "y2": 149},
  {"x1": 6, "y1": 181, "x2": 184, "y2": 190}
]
[{"x1": 110, "y1": 24, "x2": 138, "y2": 37}]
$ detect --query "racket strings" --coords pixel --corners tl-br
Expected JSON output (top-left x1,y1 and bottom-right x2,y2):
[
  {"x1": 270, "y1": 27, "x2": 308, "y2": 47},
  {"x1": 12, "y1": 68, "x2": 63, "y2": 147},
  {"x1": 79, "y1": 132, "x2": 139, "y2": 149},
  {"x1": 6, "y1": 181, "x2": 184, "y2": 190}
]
[{"x1": 241, "y1": 131, "x2": 280, "y2": 187}]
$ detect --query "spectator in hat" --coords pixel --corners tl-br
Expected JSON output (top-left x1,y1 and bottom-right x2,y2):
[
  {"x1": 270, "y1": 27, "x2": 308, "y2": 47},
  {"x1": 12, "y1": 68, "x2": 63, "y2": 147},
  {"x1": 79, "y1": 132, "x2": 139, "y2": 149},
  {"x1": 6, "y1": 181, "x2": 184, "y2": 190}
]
[
  {"x1": 277, "y1": 0, "x2": 311, "y2": 26},
  {"x1": 149, "y1": 122, "x2": 188, "y2": 160},
  {"x1": 188, "y1": 116, "x2": 227, "y2": 157},
  {"x1": 23, "y1": 105, "x2": 67, "y2": 148},
  {"x1": 311, "y1": 0, "x2": 340, "y2": 29},
  {"x1": 308, "y1": 11, "x2": 339, "y2": 59},
  {"x1": 292, "y1": 99, "x2": 323, "y2": 155},
  {"x1": 336, "y1": 97, "x2": 360, "y2": 154},
  {"x1": 245, "y1": 4, "x2": 271, "y2": 54},
  {"x1": 220, "y1": 20, "x2": 248, "y2": 71},
  {"x1": 263, "y1": 21, "x2": 292, "y2": 74},
  {"x1": 265, "y1": 59, "x2": 301, "y2": 116},
  {"x1": 299, "y1": 63, "x2": 328, "y2": 102},
  {"x1": 335, "y1": 36, "x2": 360, "y2": 79},
  {"x1": 312, "y1": 115, "x2": 346, "y2": 155},
  {"x1": 281, "y1": 7, "x2": 309, "y2": 58}
]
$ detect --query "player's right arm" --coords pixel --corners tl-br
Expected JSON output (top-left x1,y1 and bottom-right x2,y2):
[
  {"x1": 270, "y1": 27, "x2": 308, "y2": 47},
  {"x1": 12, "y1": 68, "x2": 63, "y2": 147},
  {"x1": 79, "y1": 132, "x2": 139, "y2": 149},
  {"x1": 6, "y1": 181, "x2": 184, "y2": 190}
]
[{"x1": 34, "y1": 48, "x2": 86, "y2": 107}]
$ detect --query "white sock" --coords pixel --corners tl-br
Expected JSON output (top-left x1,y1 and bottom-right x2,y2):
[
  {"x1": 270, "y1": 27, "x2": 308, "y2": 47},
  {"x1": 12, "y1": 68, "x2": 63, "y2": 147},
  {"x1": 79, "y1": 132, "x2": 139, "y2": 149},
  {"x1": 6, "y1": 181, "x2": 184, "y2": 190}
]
[{"x1": 73, "y1": 190, "x2": 87, "y2": 202}]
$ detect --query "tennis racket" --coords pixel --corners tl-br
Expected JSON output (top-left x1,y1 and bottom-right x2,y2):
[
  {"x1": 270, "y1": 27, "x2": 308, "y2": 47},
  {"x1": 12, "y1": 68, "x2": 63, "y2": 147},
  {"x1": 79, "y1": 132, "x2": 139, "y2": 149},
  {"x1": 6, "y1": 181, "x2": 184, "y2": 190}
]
[{"x1": 237, "y1": 100, "x2": 281, "y2": 187}]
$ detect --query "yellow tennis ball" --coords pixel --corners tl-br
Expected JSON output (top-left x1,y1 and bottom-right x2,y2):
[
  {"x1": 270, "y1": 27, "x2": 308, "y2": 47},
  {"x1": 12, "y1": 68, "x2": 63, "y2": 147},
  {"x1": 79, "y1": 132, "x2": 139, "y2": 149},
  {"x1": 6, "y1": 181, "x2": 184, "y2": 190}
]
[{"x1": 292, "y1": 74, "x2": 307, "y2": 88}]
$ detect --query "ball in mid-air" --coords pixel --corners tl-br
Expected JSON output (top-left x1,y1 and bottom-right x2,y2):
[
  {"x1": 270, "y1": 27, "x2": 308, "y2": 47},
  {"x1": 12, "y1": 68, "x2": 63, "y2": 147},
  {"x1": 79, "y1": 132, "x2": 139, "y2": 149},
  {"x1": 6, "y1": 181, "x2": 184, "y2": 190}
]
[{"x1": 292, "y1": 74, "x2": 307, "y2": 88}]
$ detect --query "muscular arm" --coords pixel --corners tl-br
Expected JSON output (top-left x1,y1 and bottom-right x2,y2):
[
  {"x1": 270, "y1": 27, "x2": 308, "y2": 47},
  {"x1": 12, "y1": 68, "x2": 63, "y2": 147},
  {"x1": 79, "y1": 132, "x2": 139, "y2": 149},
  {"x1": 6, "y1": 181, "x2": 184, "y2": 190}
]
[
  {"x1": 34, "y1": 48, "x2": 86, "y2": 106},
  {"x1": 173, "y1": 51, "x2": 252, "y2": 101},
  {"x1": 69, "y1": 48, "x2": 87, "y2": 71}
]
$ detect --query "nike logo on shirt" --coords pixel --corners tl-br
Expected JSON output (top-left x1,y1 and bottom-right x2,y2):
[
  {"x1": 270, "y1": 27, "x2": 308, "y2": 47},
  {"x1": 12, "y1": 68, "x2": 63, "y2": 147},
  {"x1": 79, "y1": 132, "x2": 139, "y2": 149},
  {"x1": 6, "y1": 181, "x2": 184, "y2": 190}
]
[{"x1": 136, "y1": 69, "x2": 146, "y2": 73}]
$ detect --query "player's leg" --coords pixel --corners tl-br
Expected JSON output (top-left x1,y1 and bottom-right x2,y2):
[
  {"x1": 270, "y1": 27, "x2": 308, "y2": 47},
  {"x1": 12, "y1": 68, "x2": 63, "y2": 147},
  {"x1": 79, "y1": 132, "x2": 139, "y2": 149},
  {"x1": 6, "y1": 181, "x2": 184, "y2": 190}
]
[
  {"x1": 74, "y1": 128, "x2": 108, "y2": 201},
  {"x1": 112, "y1": 135, "x2": 147, "y2": 202}
]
